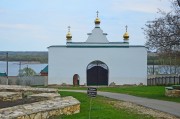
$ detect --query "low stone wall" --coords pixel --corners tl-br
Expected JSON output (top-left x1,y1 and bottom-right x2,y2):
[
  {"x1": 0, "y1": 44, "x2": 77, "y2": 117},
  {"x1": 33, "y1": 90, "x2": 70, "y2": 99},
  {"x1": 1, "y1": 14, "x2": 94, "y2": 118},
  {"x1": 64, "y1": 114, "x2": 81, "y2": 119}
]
[
  {"x1": 148, "y1": 74, "x2": 178, "y2": 79},
  {"x1": 0, "y1": 85, "x2": 58, "y2": 94},
  {"x1": 0, "y1": 77, "x2": 8, "y2": 85},
  {"x1": 8, "y1": 76, "x2": 48, "y2": 86},
  {"x1": 0, "y1": 96, "x2": 80, "y2": 119},
  {"x1": 0, "y1": 92, "x2": 22, "y2": 101},
  {"x1": 0, "y1": 85, "x2": 80, "y2": 118},
  {"x1": 28, "y1": 93, "x2": 60, "y2": 100},
  {"x1": 165, "y1": 88, "x2": 180, "y2": 97}
]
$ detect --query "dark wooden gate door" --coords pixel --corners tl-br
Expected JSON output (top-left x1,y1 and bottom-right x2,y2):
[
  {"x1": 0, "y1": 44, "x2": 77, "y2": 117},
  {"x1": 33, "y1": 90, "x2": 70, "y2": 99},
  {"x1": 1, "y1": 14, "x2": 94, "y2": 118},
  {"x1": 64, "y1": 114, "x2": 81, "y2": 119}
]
[
  {"x1": 73, "y1": 74, "x2": 79, "y2": 86},
  {"x1": 87, "y1": 61, "x2": 108, "y2": 86}
]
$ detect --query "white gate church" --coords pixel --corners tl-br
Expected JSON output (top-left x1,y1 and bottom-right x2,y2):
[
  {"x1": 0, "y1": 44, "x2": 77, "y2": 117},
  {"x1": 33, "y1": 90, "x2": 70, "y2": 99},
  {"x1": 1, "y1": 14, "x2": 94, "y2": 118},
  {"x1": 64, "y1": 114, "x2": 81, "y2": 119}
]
[{"x1": 48, "y1": 12, "x2": 147, "y2": 86}]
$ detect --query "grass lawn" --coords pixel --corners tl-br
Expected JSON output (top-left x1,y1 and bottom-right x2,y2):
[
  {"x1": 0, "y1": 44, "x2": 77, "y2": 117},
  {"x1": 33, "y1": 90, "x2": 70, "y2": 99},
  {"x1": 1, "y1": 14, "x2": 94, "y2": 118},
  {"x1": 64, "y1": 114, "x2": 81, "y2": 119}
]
[
  {"x1": 54, "y1": 91, "x2": 154, "y2": 119},
  {"x1": 99, "y1": 86, "x2": 180, "y2": 103},
  {"x1": 58, "y1": 86, "x2": 180, "y2": 103}
]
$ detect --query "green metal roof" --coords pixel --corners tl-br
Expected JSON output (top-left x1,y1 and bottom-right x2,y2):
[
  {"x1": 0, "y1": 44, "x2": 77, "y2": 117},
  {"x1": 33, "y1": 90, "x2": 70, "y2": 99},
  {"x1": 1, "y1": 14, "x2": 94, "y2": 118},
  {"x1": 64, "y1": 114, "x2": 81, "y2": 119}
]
[
  {"x1": 48, "y1": 45, "x2": 146, "y2": 48},
  {"x1": 41, "y1": 65, "x2": 48, "y2": 73},
  {"x1": 0, "y1": 73, "x2": 7, "y2": 76}
]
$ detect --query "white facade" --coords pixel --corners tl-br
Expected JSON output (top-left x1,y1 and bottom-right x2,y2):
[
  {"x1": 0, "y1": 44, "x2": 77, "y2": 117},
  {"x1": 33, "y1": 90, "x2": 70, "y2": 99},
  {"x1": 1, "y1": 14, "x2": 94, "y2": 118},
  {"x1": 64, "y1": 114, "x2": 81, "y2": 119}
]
[
  {"x1": 48, "y1": 45, "x2": 147, "y2": 85},
  {"x1": 48, "y1": 16, "x2": 147, "y2": 85}
]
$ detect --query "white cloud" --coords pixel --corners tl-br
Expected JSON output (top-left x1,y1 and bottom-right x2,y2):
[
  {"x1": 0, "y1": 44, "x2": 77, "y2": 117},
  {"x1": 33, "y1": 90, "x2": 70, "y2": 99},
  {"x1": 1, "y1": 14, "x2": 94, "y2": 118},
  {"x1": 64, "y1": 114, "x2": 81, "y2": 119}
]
[
  {"x1": 0, "y1": 10, "x2": 4, "y2": 13},
  {"x1": 0, "y1": 23, "x2": 50, "y2": 42},
  {"x1": 0, "y1": 23, "x2": 40, "y2": 30},
  {"x1": 0, "y1": 0, "x2": 173, "y2": 50},
  {"x1": 0, "y1": 9, "x2": 7, "y2": 13},
  {"x1": 111, "y1": 0, "x2": 171, "y2": 14}
]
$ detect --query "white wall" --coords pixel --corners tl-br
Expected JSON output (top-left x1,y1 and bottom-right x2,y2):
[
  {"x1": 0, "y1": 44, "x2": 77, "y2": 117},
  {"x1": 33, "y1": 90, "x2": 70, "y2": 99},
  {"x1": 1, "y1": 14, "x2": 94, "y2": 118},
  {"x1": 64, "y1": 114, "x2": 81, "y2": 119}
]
[{"x1": 48, "y1": 46, "x2": 147, "y2": 85}]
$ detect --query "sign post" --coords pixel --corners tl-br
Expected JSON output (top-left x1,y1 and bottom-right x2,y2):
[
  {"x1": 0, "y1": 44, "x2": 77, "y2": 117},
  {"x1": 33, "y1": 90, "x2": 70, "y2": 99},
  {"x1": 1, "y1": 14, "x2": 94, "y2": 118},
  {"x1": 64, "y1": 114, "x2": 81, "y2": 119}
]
[
  {"x1": 87, "y1": 87, "x2": 97, "y2": 119},
  {"x1": 87, "y1": 87, "x2": 97, "y2": 97}
]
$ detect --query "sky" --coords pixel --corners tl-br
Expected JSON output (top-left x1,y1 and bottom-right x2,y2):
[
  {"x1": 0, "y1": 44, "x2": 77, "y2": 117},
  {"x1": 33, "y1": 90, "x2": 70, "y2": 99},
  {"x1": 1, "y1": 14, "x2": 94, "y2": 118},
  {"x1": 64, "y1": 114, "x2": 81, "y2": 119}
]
[{"x1": 0, "y1": 0, "x2": 172, "y2": 51}]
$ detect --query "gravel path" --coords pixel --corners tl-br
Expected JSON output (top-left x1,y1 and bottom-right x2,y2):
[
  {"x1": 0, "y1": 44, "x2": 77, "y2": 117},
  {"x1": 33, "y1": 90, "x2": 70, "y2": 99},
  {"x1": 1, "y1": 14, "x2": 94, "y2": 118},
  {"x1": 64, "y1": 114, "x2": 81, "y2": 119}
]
[{"x1": 60, "y1": 90, "x2": 180, "y2": 118}]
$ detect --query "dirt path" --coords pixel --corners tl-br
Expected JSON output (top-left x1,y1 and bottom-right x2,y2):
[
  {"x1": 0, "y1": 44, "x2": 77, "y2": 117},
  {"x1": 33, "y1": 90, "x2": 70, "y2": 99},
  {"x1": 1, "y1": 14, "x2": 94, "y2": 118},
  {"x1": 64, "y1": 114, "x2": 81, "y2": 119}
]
[{"x1": 109, "y1": 100, "x2": 179, "y2": 119}]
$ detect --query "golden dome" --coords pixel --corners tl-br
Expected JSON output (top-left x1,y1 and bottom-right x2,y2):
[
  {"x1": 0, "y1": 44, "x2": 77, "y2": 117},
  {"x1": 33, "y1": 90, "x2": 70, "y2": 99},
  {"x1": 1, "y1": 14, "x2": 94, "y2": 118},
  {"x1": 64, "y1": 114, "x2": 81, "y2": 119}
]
[
  {"x1": 94, "y1": 17, "x2": 101, "y2": 24},
  {"x1": 66, "y1": 26, "x2": 72, "y2": 40},
  {"x1": 123, "y1": 25, "x2": 129, "y2": 40},
  {"x1": 123, "y1": 32, "x2": 129, "y2": 40},
  {"x1": 66, "y1": 32, "x2": 72, "y2": 40}
]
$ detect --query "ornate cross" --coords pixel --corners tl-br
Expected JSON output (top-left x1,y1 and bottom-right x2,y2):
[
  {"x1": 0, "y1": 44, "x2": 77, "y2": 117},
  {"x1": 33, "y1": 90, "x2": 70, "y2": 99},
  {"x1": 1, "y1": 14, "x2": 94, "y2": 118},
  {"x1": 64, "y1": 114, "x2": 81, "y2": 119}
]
[
  {"x1": 68, "y1": 26, "x2": 70, "y2": 32},
  {"x1": 125, "y1": 25, "x2": 128, "y2": 32},
  {"x1": 96, "y1": 11, "x2": 99, "y2": 17}
]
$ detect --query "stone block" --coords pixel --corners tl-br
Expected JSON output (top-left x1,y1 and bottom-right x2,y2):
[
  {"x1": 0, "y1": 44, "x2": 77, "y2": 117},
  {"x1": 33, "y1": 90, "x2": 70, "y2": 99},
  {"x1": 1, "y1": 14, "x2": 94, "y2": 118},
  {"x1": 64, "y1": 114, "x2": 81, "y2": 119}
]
[
  {"x1": 0, "y1": 85, "x2": 80, "y2": 118},
  {"x1": 0, "y1": 92, "x2": 22, "y2": 101},
  {"x1": 27, "y1": 93, "x2": 60, "y2": 100},
  {"x1": 41, "y1": 112, "x2": 48, "y2": 119},
  {"x1": 34, "y1": 112, "x2": 41, "y2": 119},
  {"x1": 0, "y1": 96, "x2": 80, "y2": 119},
  {"x1": 165, "y1": 88, "x2": 180, "y2": 97}
]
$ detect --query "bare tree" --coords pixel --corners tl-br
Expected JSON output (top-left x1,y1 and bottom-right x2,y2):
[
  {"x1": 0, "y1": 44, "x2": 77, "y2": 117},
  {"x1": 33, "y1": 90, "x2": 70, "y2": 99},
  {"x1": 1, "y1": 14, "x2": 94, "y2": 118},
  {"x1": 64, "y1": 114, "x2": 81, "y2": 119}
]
[
  {"x1": 143, "y1": 1, "x2": 180, "y2": 74},
  {"x1": 143, "y1": 1, "x2": 180, "y2": 52}
]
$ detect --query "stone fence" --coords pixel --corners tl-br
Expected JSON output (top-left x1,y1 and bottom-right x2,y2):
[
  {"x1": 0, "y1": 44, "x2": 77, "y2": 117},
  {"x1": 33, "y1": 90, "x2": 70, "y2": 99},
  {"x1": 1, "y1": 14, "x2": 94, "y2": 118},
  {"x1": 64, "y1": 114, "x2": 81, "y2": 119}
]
[
  {"x1": 0, "y1": 85, "x2": 58, "y2": 94},
  {"x1": 0, "y1": 96, "x2": 80, "y2": 119},
  {"x1": 0, "y1": 76, "x2": 48, "y2": 86},
  {"x1": 0, "y1": 85, "x2": 80, "y2": 118},
  {"x1": 147, "y1": 75, "x2": 180, "y2": 86},
  {"x1": 0, "y1": 77, "x2": 7, "y2": 85}
]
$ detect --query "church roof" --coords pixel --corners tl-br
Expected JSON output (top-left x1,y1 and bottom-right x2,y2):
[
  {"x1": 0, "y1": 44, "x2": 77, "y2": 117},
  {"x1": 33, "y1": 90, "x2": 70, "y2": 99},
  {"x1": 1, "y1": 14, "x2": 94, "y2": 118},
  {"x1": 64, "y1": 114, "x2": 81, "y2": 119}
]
[
  {"x1": 40, "y1": 65, "x2": 48, "y2": 73},
  {"x1": 48, "y1": 12, "x2": 145, "y2": 49},
  {"x1": 48, "y1": 44, "x2": 145, "y2": 48},
  {"x1": 86, "y1": 27, "x2": 109, "y2": 43},
  {"x1": 66, "y1": 42, "x2": 127, "y2": 46},
  {"x1": 86, "y1": 11, "x2": 109, "y2": 43}
]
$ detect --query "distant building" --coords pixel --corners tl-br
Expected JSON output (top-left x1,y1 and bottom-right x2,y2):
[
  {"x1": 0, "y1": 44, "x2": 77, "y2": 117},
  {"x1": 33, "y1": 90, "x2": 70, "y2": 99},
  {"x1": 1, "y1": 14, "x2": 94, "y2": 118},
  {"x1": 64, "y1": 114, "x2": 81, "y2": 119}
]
[
  {"x1": 48, "y1": 12, "x2": 147, "y2": 86},
  {"x1": 40, "y1": 65, "x2": 48, "y2": 76}
]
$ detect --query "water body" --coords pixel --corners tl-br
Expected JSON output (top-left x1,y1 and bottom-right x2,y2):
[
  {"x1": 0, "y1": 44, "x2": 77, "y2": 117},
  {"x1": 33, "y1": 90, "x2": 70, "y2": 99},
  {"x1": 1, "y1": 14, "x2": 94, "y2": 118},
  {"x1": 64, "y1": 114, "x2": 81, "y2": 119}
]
[
  {"x1": 147, "y1": 65, "x2": 180, "y2": 75},
  {"x1": 0, "y1": 61, "x2": 47, "y2": 76},
  {"x1": 1, "y1": 61, "x2": 179, "y2": 76}
]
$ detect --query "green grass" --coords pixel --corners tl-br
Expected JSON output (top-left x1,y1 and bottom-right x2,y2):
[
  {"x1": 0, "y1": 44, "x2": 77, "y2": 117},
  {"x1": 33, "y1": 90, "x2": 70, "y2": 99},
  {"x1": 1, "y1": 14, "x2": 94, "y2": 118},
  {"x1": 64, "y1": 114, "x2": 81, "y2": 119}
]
[
  {"x1": 54, "y1": 91, "x2": 154, "y2": 119},
  {"x1": 98, "y1": 86, "x2": 180, "y2": 103},
  {"x1": 58, "y1": 86, "x2": 87, "y2": 90},
  {"x1": 58, "y1": 86, "x2": 180, "y2": 103}
]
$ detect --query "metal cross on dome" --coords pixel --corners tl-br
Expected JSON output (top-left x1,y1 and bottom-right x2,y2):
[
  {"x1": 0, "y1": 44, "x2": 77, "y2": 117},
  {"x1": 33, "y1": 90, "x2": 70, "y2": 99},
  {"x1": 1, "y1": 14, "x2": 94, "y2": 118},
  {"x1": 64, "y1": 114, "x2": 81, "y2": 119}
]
[
  {"x1": 68, "y1": 26, "x2": 71, "y2": 32},
  {"x1": 125, "y1": 25, "x2": 128, "y2": 32},
  {"x1": 96, "y1": 11, "x2": 99, "y2": 17}
]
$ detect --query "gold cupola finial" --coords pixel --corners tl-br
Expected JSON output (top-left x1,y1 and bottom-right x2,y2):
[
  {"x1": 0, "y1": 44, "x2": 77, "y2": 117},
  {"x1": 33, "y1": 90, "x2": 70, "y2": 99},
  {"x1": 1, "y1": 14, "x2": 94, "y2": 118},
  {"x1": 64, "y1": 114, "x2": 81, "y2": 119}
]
[
  {"x1": 94, "y1": 11, "x2": 101, "y2": 24},
  {"x1": 123, "y1": 25, "x2": 129, "y2": 41},
  {"x1": 66, "y1": 26, "x2": 72, "y2": 41}
]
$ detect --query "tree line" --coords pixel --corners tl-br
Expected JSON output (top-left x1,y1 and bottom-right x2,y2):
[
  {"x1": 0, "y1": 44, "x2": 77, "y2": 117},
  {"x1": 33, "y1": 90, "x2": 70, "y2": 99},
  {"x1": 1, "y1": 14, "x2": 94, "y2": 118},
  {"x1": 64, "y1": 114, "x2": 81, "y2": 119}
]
[
  {"x1": 143, "y1": 1, "x2": 180, "y2": 67},
  {"x1": 0, "y1": 52, "x2": 48, "y2": 63}
]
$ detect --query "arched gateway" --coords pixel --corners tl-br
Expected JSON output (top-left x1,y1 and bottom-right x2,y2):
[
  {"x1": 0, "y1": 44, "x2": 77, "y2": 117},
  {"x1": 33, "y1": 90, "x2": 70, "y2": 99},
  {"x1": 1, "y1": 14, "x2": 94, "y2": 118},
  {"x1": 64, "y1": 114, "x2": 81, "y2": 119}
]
[{"x1": 87, "y1": 60, "x2": 108, "y2": 86}]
